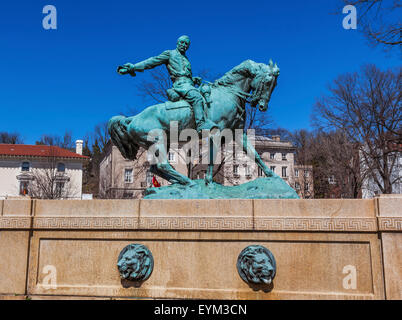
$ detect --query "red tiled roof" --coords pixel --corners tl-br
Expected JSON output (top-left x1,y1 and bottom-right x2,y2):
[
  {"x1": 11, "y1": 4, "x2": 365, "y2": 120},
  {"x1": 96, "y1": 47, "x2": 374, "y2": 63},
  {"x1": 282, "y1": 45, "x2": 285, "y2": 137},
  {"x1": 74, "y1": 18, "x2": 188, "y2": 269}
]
[{"x1": 0, "y1": 144, "x2": 89, "y2": 159}]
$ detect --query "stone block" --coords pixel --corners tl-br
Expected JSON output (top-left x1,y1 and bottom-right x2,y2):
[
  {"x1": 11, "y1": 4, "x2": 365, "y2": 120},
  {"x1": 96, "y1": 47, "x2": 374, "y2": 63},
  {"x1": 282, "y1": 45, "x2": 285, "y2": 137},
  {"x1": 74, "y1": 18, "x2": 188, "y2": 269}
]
[
  {"x1": 2, "y1": 200, "x2": 31, "y2": 216},
  {"x1": 377, "y1": 197, "x2": 402, "y2": 217},
  {"x1": 27, "y1": 231, "x2": 384, "y2": 299},
  {"x1": 254, "y1": 199, "x2": 377, "y2": 232},
  {"x1": 32, "y1": 200, "x2": 140, "y2": 230},
  {"x1": 381, "y1": 233, "x2": 402, "y2": 300},
  {"x1": 0, "y1": 200, "x2": 32, "y2": 229},
  {"x1": 0, "y1": 231, "x2": 30, "y2": 295},
  {"x1": 34, "y1": 199, "x2": 140, "y2": 216},
  {"x1": 139, "y1": 199, "x2": 253, "y2": 230}
]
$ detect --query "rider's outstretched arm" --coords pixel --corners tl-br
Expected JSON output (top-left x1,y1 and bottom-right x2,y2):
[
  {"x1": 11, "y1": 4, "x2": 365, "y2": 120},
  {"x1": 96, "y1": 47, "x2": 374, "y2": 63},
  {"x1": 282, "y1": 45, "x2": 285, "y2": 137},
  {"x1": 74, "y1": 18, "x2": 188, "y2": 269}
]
[{"x1": 131, "y1": 50, "x2": 170, "y2": 72}]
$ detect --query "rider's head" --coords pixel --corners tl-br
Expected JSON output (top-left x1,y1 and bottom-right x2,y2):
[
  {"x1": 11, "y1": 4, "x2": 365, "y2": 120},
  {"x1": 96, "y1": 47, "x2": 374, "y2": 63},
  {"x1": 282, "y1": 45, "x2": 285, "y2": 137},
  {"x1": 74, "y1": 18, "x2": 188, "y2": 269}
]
[{"x1": 177, "y1": 35, "x2": 190, "y2": 54}]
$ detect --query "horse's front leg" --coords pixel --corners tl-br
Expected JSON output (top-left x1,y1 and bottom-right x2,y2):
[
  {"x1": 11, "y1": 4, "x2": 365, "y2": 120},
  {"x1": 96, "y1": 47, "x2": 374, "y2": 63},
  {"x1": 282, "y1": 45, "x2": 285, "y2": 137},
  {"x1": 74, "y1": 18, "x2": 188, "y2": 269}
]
[
  {"x1": 241, "y1": 132, "x2": 274, "y2": 178},
  {"x1": 205, "y1": 130, "x2": 220, "y2": 185},
  {"x1": 149, "y1": 165, "x2": 180, "y2": 184},
  {"x1": 152, "y1": 141, "x2": 195, "y2": 186},
  {"x1": 156, "y1": 161, "x2": 195, "y2": 186}
]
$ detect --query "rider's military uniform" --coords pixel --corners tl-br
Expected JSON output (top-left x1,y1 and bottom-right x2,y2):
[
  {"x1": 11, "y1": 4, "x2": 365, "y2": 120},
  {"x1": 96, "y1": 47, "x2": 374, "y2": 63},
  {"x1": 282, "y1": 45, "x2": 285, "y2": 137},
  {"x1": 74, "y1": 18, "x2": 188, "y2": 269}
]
[{"x1": 130, "y1": 49, "x2": 214, "y2": 132}]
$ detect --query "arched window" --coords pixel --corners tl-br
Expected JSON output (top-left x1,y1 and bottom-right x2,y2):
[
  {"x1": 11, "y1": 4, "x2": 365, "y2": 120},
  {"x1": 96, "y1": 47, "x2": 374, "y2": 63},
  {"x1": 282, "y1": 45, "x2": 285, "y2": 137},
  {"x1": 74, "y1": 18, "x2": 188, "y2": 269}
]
[
  {"x1": 57, "y1": 162, "x2": 65, "y2": 172},
  {"x1": 21, "y1": 161, "x2": 30, "y2": 172}
]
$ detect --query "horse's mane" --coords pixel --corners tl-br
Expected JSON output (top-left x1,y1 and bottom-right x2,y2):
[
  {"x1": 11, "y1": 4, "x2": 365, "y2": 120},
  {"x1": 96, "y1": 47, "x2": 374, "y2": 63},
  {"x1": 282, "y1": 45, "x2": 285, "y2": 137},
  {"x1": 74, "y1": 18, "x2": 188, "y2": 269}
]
[
  {"x1": 212, "y1": 60, "x2": 269, "y2": 87},
  {"x1": 212, "y1": 60, "x2": 279, "y2": 106}
]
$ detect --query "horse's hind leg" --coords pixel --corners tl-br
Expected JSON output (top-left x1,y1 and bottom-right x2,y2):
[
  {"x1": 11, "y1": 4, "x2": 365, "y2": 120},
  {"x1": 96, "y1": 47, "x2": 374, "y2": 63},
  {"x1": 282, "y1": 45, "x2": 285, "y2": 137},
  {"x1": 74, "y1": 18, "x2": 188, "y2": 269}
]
[{"x1": 240, "y1": 132, "x2": 275, "y2": 178}]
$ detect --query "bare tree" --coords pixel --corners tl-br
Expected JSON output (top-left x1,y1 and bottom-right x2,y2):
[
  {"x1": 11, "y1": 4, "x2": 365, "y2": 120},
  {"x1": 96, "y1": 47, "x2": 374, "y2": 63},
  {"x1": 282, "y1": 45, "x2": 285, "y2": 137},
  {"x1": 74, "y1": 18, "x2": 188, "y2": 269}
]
[
  {"x1": 0, "y1": 132, "x2": 24, "y2": 144},
  {"x1": 319, "y1": 131, "x2": 363, "y2": 198},
  {"x1": 80, "y1": 122, "x2": 111, "y2": 197},
  {"x1": 244, "y1": 106, "x2": 274, "y2": 132},
  {"x1": 36, "y1": 131, "x2": 75, "y2": 150},
  {"x1": 292, "y1": 129, "x2": 313, "y2": 165},
  {"x1": 343, "y1": 0, "x2": 402, "y2": 48},
  {"x1": 135, "y1": 68, "x2": 172, "y2": 104},
  {"x1": 92, "y1": 122, "x2": 110, "y2": 152},
  {"x1": 313, "y1": 64, "x2": 401, "y2": 195},
  {"x1": 28, "y1": 147, "x2": 75, "y2": 199}
]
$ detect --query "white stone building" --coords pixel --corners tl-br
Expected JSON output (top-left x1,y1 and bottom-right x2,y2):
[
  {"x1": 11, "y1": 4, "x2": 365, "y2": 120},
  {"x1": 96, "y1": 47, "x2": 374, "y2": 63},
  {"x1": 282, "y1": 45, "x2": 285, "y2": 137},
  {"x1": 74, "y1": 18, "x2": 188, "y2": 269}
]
[{"x1": 0, "y1": 141, "x2": 88, "y2": 199}]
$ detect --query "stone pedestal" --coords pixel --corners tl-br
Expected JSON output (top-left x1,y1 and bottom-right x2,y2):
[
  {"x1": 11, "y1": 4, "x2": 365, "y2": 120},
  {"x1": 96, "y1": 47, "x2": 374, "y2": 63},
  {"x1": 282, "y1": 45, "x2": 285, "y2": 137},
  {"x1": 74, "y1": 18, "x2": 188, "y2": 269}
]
[{"x1": 0, "y1": 197, "x2": 401, "y2": 300}]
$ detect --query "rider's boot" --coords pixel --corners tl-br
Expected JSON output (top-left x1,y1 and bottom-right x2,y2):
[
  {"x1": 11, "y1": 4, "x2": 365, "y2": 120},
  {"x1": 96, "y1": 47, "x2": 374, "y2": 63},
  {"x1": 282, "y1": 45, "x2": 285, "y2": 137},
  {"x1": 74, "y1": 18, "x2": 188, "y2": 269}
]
[{"x1": 193, "y1": 101, "x2": 218, "y2": 133}]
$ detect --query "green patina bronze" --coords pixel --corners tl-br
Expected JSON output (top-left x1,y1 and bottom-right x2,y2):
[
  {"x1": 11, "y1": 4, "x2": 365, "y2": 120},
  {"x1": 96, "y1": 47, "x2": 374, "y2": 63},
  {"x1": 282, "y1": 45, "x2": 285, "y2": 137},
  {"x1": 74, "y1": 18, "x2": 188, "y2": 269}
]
[
  {"x1": 109, "y1": 35, "x2": 299, "y2": 199},
  {"x1": 237, "y1": 245, "x2": 276, "y2": 286},
  {"x1": 145, "y1": 178, "x2": 298, "y2": 199},
  {"x1": 117, "y1": 244, "x2": 154, "y2": 282}
]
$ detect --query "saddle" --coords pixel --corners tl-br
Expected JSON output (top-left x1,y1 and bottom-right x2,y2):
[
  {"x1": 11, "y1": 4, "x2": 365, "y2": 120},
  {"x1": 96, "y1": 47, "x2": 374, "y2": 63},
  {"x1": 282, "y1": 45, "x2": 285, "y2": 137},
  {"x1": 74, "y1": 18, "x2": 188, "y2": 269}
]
[
  {"x1": 165, "y1": 83, "x2": 212, "y2": 110},
  {"x1": 164, "y1": 99, "x2": 190, "y2": 111}
]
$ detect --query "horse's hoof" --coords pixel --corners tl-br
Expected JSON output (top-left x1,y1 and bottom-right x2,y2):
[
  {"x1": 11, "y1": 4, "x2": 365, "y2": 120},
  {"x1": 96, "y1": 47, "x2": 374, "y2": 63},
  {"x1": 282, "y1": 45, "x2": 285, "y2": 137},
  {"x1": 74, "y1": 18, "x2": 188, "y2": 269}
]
[{"x1": 188, "y1": 181, "x2": 197, "y2": 188}]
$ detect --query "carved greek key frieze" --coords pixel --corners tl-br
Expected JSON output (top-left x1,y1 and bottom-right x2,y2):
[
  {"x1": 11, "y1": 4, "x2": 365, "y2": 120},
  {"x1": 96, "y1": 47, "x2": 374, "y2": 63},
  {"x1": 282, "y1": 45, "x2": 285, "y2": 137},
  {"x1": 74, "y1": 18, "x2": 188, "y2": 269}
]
[
  {"x1": 139, "y1": 217, "x2": 253, "y2": 230},
  {"x1": 254, "y1": 217, "x2": 377, "y2": 232},
  {"x1": 25, "y1": 216, "x2": 385, "y2": 232},
  {"x1": 0, "y1": 217, "x2": 31, "y2": 229},
  {"x1": 33, "y1": 217, "x2": 139, "y2": 229},
  {"x1": 378, "y1": 217, "x2": 402, "y2": 231}
]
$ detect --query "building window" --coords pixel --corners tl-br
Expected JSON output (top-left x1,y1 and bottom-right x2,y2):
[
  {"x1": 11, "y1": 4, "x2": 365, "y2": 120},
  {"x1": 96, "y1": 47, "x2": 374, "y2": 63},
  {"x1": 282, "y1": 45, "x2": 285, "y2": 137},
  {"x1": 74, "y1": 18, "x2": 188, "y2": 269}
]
[
  {"x1": 146, "y1": 170, "x2": 153, "y2": 186},
  {"x1": 168, "y1": 152, "x2": 175, "y2": 162},
  {"x1": 328, "y1": 175, "x2": 335, "y2": 184},
  {"x1": 124, "y1": 168, "x2": 133, "y2": 183},
  {"x1": 270, "y1": 166, "x2": 276, "y2": 173},
  {"x1": 295, "y1": 169, "x2": 299, "y2": 177},
  {"x1": 19, "y1": 181, "x2": 29, "y2": 196},
  {"x1": 258, "y1": 166, "x2": 263, "y2": 177},
  {"x1": 233, "y1": 165, "x2": 239, "y2": 175},
  {"x1": 295, "y1": 182, "x2": 300, "y2": 190},
  {"x1": 282, "y1": 153, "x2": 287, "y2": 160},
  {"x1": 304, "y1": 170, "x2": 309, "y2": 177},
  {"x1": 57, "y1": 163, "x2": 65, "y2": 172},
  {"x1": 270, "y1": 153, "x2": 275, "y2": 160},
  {"x1": 282, "y1": 167, "x2": 287, "y2": 177},
  {"x1": 56, "y1": 182, "x2": 65, "y2": 197},
  {"x1": 21, "y1": 161, "x2": 30, "y2": 172},
  {"x1": 304, "y1": 182, "x2": 309, "y2": 191},
  {"x1": 245, "y1": 165, "x2": 251, "y2": 176}
]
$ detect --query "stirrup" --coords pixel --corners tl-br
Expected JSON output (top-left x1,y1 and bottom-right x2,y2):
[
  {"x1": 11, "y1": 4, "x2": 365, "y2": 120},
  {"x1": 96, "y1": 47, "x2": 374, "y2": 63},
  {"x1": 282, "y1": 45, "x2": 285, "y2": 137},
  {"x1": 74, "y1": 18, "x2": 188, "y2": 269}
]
[{"x1": 196, "y1": 119, "x2": 218, "y2": 133}]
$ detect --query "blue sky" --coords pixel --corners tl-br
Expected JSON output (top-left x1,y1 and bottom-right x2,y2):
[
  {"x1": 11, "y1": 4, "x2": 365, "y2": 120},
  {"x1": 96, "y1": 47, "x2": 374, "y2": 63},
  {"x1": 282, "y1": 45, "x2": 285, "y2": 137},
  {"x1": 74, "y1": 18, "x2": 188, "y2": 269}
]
[{"x1": 0, "y1": 0, "x2": 400, "y2": 144}]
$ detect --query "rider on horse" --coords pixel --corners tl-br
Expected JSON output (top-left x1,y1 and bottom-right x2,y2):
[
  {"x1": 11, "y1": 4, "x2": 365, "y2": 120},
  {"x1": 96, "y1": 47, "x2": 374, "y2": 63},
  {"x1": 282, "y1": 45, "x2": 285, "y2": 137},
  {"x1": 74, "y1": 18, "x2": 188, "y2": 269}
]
[{"x1": 118, "y1": 35, "x2": 217, "y2": 133}]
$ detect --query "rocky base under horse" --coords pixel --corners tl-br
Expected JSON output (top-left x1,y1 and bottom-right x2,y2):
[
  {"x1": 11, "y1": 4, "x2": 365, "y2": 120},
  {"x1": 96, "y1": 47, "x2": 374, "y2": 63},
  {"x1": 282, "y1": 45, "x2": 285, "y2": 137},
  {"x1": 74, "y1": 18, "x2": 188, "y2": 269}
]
[{"x1": 144, "y1": 177, "x2": 299, "y2": 199}]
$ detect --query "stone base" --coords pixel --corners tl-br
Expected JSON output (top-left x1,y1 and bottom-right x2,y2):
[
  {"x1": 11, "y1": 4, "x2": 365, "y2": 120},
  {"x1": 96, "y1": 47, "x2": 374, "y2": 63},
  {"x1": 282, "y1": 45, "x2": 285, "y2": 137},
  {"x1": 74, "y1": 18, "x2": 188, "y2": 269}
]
[
  {"x1": 0, "y1": 197, "x2": 401, "y2": 300},
  {"x1": 144, "y1": 177, "x2": 299, "y2": 199}
]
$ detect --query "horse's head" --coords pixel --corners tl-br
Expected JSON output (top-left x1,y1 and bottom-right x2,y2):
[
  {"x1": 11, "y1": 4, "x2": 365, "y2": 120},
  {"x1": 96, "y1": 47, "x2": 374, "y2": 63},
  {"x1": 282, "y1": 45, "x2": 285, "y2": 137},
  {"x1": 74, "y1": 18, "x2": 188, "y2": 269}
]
[{"x1": 250, "y1": 60, "x2": 280, "y2": 112}]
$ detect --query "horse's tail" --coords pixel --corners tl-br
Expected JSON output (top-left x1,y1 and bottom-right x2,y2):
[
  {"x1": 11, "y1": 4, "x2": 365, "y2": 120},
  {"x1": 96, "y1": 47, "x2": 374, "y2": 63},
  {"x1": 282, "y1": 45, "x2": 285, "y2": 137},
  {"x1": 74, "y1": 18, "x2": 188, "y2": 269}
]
[{"x1": 108, "y1": 116, "x2": 140, "y2": 160}]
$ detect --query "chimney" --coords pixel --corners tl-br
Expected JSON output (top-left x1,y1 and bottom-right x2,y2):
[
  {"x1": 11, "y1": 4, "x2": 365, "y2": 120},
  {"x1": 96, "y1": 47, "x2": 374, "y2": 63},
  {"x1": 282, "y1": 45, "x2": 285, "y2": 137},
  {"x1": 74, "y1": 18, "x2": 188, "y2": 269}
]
[
  {"x1": 272, "y1": 135, "x2": 280, "y2": 142},
  {"x1": 75, "y1": 140, "x2": 83, "y2": 155}
]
